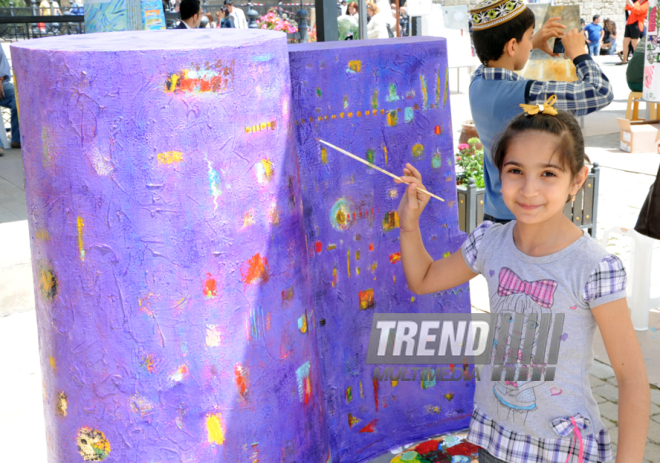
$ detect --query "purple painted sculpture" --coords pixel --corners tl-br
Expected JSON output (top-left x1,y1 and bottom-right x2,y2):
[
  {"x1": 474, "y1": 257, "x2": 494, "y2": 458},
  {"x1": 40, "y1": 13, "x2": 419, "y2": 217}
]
[
  {"x1": 12, "y1": 30, "x2": 330, "y2": 462},
  {"x1": 289, "y1": 37, "x2": 473, "y2": 462}
]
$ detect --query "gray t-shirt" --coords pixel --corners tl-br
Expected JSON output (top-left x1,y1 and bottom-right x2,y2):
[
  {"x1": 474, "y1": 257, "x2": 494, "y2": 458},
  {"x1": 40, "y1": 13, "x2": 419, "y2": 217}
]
[{"x1": 461, "y1": 221, "x2": 626, "y2": 463}]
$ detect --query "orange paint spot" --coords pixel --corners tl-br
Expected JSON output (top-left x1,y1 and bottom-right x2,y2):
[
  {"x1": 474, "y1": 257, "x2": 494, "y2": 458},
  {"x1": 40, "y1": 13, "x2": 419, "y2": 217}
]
[
  {"x1": 435, "y1": 125, "x2": 442, "y2": 135},
  {"x1": 315, "y1": 241, "x2": 322, "y2": 253},
  {"x1": 141, "y1": 354, "x2": 156, "y2": 373},
  {"x1": 389, "y1": 252, "x2": 401, "y2": 264},
  {"x1": 332, "y1": 267, "x2": 337, "y2": 287},
  {"x1": 235, "y1": 364, "x2": 249, "y2": 401},
  {"x1": 359, "y1": 289, "x2": 375, "y2": 310},
  {"x1": 369, "y1": 243, "x2": 374, "y2": 251},
  {"x1": 203, "y1": 273, "x2": 217, "y2": 299},
  {"x1": 241, "y1": 253, "x2": 269, "y2": 285}
]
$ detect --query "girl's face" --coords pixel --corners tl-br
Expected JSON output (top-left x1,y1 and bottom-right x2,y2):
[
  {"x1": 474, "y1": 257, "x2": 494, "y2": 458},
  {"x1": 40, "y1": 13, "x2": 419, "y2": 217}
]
[
  {"x1": 500, "y1": 130, "x2": 588, "y2": 225},
  {"x1": 349, "y1": 4, "x2": 357, "y2": 14}
]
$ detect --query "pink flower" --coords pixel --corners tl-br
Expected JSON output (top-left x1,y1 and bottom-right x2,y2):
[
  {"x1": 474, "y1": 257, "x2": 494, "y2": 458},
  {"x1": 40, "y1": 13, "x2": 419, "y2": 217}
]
[
  {"x1": 458, "y1": 143, "x2": 469, "y2": 150},
  {"x1": 456, "y1": 157, "x2": 462, "y2": 161},
  {"x1": 261, "y1": 24, "x2": 267, "y2": 29}
]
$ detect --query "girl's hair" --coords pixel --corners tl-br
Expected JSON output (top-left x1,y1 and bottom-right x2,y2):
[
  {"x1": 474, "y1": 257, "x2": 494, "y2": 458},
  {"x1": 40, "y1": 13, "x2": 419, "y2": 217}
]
[
  {"x1": 492, "y1": 110, "x2": 586, "y2": 178},
  {"x1": 347, "y1": 1, "x2": 358, "y2": 13},
  {"x1": 604, "y1": 18, "x2": 617, "y2": 35},
  {"x1": 366, "y1": 1, "x2": 379, "y2": 14}
]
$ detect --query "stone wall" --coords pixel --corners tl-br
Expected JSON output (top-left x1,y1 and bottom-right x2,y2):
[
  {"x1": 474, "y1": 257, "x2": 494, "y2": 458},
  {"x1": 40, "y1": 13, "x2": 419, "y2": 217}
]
[{"x1": 437, "y1": 0, "x2": 628, "y2": 47}]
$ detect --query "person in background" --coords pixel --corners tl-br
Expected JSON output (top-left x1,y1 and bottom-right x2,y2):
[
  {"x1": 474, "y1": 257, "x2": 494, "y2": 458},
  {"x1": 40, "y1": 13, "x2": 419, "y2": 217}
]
[
  {"x1": 225, "y1": 0, "x2": 248, "y2": 28},
  {"x1": 70, "y1": 2, "x2": 84, "y2": 14},
  {"x1": 339, "y1": 0, "x2": 347, "y2": 16},
  {"x1": 619, "y1": 0, "x2": 648, "y2": 64},
  {"x1": 219, "y1": 7, "x2": 235, "y2": 28},
  {"x1": 347, "y1": 1, "x2": 358, "y2": 16},
  {"x1": 600, "y1": 18, "x2": 617, "y2": 55},
  {"x1": 366, "y1": 1, "x2": 389, "y2": 39},
  {"x1": 176, "y1": 0, "x2": 203, "y2": 28},
  {"x1": 583, "y1": 14, "x2": 604, "y2": 56},
  {"x1": 0, "y1": 46, "x2": 20, "y2": 152},
  {"x1": 626, "y1": 39, "x2": 646, "y2": 92},
  {"x1": 399, "y1": 5, "x2": 409, "y2": 37}
]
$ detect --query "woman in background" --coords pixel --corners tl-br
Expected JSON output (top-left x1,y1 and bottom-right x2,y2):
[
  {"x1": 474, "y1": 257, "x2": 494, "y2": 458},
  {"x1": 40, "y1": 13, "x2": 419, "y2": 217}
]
[
  {"x1": 600, "y1": 18, "x2": 617, "y2": 55},
  {"x1": 219, "y1": 7, "x2": 235, "y2": 28},
  {"x1": 366, "y1": 2, "x2": 389, "y2": 39}
]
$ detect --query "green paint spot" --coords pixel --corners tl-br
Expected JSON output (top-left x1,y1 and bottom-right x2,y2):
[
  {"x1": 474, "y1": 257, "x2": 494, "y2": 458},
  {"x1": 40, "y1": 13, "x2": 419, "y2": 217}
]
[
  {"x1": 432, "y1": 154, "x2": 442, "y2": 169},
  {"x1": 366, "y1": 149, "x2": 375, "y2": 164},
  {"x1": 436, "y1": 70, "x2": 441, "y2": 106},
  {"x1": 405, "y1": 107, "x2": 414, "y2": 123},
  {"x1": 316, "y1": 87, "x2": 322, "y2": 97},
  {"x1": 344, "y1": 96, "x2": 349, "y2": 109},
  {"x1": 371, "y1": 90, "x2": 378, "y2": 109},
  {"x1": 420, "y1": 75, "x2": 428, "y2": 110},
  {"x1": 443, "y1": 68, "x2": 449, "y2": 108},
  {"x1": 386, "y1": 83, "x2": 399, "y2": 102}
]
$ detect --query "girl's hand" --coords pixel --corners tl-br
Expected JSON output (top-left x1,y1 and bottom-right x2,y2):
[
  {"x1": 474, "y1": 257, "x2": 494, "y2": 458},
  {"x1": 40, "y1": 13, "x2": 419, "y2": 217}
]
[{"x1": 395, "y1": 163, "x2": 430, "y2": 231}]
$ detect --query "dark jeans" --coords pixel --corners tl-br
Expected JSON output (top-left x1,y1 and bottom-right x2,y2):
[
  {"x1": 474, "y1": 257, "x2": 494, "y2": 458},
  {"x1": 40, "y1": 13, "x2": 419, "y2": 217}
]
[
  {"x1": 0, "y1": 80, "x2": 20, "y2": 144},
  {"x1": 478, "y1": 448, "x2": 508, "y2": 463},
  {"x1": 483, "y1": 214, "x2": 512, "y2": 225}
]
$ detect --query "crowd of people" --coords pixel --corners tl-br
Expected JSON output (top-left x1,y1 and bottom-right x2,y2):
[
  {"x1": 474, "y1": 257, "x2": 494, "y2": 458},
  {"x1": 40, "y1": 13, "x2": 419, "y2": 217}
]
[
  {"x1": 337, "y1": 0, "x2": 410, "y2": 39},
  {"x1": 176, "y1": 0, "x2": 248, "y2": 29}
]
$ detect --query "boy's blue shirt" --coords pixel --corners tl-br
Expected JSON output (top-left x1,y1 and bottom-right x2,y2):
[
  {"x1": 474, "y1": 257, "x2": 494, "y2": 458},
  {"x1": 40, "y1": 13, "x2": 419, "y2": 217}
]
[{"x1": 469, "y1": 55, "x2": 614, "y2": 220}]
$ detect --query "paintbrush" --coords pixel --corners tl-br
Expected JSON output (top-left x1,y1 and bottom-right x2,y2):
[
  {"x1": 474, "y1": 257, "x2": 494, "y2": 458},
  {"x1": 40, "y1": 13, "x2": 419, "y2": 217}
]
[{"x1": 316, "y1": 138, "x2": 445, "y2": 202}]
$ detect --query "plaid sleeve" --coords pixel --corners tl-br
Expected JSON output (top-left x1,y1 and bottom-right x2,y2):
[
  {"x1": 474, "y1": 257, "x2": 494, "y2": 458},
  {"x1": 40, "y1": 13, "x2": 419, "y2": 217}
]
[
  {"x1": 460, "y1": 221, "x2": 494, "y2": 274},
  {"x1": 527, "y1": 58, "x2": 614, "y2": 117},
  {"x1": 583, "y1": 255, "x2": 627, "y2": 308}
]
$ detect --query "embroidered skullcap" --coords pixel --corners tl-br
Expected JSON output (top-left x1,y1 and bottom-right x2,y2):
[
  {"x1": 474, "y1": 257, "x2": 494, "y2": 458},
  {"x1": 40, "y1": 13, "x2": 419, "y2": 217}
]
[{"x1": 469, "y1": 0, "x2": 527, "y2": 31}]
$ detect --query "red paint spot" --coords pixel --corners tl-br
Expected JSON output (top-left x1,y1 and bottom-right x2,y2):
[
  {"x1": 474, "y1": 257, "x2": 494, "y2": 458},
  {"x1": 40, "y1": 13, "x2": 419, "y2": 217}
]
[
  {"x1": 359, "y1": 289, "x2": 375, "y2": 310},
  {"x1": 281, "y1": 287, "x2": 294, "y2": 305},
  {"x1": 353, "y1": 212, "x2": 356, "y2": 221},
  {"x1": 414, "y1": 439, "x2": 440, "y2": 454},
  {"x1": 449, "y1": 364, "x2": 454, "y2": 373},
  {"x1": 371, "y1": 207, "x2": 375, "y2": 218},
  {"x1": 234, "y1": 364, "x2": 248, "y2": 400},
  {"x1": 241, "y1": 253, "x2": 270, "y2": 285},
  {"x1": 359, "y1": 419, "x2": 378, "y2": 433},
  {"x1": 446, "y1": 442, "x2": 480, "y2": 456},
  {"x1": 435, "y1": 125, "x2": 442, "y2": 135},
  {"x1": 389, "y1": 252, "x2": 401, "y2": 264},
  {"x1": 203, "y1": 273, "x2": 217, "y2": 298},
  {"x1": 369, "y1": 243, "x2": 374, "y2": 252},
  {"x1": 315, "y1": 241, "x2": 322, "y2": 253},
  {"x1": 373, "y1": 380, "x2": 379, "y2": 412}
]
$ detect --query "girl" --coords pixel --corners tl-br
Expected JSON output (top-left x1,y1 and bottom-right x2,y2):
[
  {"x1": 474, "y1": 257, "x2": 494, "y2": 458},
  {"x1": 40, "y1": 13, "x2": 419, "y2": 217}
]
[{"x1": 397, "y1": 106, "x2": 650, "y2": 463}]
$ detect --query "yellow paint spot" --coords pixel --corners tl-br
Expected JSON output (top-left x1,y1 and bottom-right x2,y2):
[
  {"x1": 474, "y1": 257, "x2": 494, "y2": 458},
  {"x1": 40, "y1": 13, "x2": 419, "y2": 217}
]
[
  {"x1": 356, "y1": 267, "x2": 360, "y2": 275},
  {"x1": 357, "y1": 111, "x2": 362, "y2": 117},
  {"x1": 332, "y1": 114, "x2": 337, "y2": 119},
  {"x1": 370, "y1": 262, "x2": 377, "y2": 272},
  {"x1": 443, "y1": 252, "x2": 451, "y2": 258},
  {"x1": 242, "y1": 209, "x2": 255, "y2": 228},
  {"x1": 411, "y1": 297, "x2": 415, "y2": 302},
  {"x1": 332, "y1": 267, "x2": 337, "y2": 287},
  {"x1": 260, "y1": 159, "x2": 274, "y2": 179},
  {"x1": 169, "y1": 74, "x2": 178, "y2": 92},
  {"x1": 383, "y1": 146, "x2": 388, "y2": 164},
  {"x1": 360, "y1": 381, "x2": 363, "y2": 398},
  {"x1": 348, "y1": 60, "x2": 362, "y2": 72},
  {"x1": 327, "y1": 244, "x2": 337, "y2": 250},
  {"x1": 355, "y1": 250, "x2": 361, "y2": 260},
  {"x1": 347, "y1": 249, "x2": 351, "y2": 278},
  {"x1": 412, "y1": 144, "x2": 424, "y2": 158},
  {"x1": 392, "y1": 380, "x2": 398, "y2": 387},
  {"x1": 206, "y1": 413, "x2": 225, "y2": 445},
  {"x1": 365, "y1": 110, "x2": 371, "y2": 115},
  {"x1": 348, "y1": 112, "x2": 353, "y2": 118},
  {"x1": 77, "y1": 216, "x2": 85, "y2": 261},
  {"x1": 158, "y1": 151, "x2": 183, "y2": 164},
  {"x1": 35, "y1": 229, "x2": 50, "y2": 241},
  {"x1": 340, "y1": 112, "x2": 345, "y2": 118},
  {"x1": 56, "y1": 392, "x2": 67, "y2": 417},
  {"x1": 49, "y1": 356, "x2": 56, "y2": 371},
  {"x1": 298, "y1": 313, "x2": 307, "y2": 333},
  {"x1": 321, "y1": 147, "x2": 328, "y2": 164}
]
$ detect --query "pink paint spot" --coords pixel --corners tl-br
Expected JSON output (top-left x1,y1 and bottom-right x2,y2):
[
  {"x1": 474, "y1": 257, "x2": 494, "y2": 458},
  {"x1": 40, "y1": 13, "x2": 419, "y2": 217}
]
[
  {"x1": 550, "y1": 387, "x2": 562, "y2": 396},
  {"x1": 646, "y1": 66, "x2": 654, "y2": 89}
]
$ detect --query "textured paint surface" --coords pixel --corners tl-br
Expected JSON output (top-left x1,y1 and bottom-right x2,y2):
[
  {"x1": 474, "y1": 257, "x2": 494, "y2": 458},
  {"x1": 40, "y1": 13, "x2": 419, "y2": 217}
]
[
  {"x1": 12, "y1": 30, "x2": 329, "y2": 462},
  {"x1": 289, "y1": 37, "x2": 473, "y2": 462},
  {"x1": 84, "y1": 0, "x2": 143, "y2": 33}
]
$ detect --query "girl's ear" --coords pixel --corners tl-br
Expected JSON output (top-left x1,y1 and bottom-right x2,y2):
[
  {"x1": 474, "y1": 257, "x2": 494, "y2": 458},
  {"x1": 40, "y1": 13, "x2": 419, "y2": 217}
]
[{"x1": 570, "y1": 166, "x2": 590, "y2": 195}]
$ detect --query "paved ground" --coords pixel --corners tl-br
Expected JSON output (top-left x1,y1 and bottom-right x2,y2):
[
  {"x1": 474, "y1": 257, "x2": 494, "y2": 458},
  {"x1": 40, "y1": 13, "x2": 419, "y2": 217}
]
[{"x1": 0, "y1": 52, "x2": 659, "y2": 462}]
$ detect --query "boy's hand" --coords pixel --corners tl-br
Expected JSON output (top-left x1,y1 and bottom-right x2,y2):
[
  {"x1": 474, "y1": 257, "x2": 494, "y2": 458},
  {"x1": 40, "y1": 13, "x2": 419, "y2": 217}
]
[
  {"x1": 562, "y1": 28, "x2": 587, "y2": 61},
  {"x1": 531, "y1": 16, "x2": 566, "y2": 57},
  {"x1": 395, "y1": 163, "x2": 430, "y2": 232}
]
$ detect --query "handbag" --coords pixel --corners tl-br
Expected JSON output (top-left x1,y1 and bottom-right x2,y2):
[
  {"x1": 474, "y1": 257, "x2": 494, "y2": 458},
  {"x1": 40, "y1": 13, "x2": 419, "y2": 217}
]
[{"x1": 635, "y1": 163, "x2": 660, "y2": 240}]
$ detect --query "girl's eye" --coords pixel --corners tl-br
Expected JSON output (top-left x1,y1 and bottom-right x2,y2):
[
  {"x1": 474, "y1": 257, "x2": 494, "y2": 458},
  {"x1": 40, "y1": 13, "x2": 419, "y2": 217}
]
[
  {"x1": 508, "y1": 168, "x2": 522, "y2": 175},
  {"x1": 542, "y1": 171, "x2": 557, "y2": 177}
]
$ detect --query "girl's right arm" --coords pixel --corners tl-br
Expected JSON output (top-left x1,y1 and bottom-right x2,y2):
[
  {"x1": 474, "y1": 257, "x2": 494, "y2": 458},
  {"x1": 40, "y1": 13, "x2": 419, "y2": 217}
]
[{"x1": 396, "y1": 164, "x2": 479, "y2": 295}]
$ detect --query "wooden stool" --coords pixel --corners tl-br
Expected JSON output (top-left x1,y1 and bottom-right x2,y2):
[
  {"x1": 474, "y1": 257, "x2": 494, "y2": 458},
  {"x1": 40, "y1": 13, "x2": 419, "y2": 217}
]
[{"x1": 626, "y1": 91, "x2": 659, "y2": 121}]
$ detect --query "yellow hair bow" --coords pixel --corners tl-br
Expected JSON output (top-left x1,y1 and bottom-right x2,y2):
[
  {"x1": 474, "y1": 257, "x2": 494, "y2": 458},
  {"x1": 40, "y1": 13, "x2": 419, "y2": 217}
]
[{"x1": 520, "y1": 95, "x2": 558, "y2": 116}]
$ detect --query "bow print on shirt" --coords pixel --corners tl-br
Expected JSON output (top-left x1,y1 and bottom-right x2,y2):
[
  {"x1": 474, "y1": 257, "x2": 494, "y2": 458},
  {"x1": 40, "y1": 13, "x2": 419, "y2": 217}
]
[{"x1": 497, "y1": 268, "x2": 558, "y2": 309}]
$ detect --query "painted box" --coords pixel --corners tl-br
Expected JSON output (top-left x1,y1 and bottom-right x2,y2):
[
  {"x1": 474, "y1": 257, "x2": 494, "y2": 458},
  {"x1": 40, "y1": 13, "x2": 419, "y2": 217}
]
[
  {"x1": 12, "y1": 30, "x2": 330, "y2": 462},
  {"x1": 289, "y1": 37, "x2": 473, "y2": 462}
]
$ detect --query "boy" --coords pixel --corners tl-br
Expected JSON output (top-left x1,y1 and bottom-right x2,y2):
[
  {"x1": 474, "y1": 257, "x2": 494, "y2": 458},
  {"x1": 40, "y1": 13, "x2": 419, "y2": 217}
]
[{"x1": 469, "y1": 0, "x2": 613, "y2": 223}]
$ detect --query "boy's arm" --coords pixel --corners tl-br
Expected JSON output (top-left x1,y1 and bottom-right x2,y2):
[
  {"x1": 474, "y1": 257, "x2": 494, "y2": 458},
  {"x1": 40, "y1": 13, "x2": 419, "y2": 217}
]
[{"x1": 525, "y1": 29, "x2": 614, "y2": 116}]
